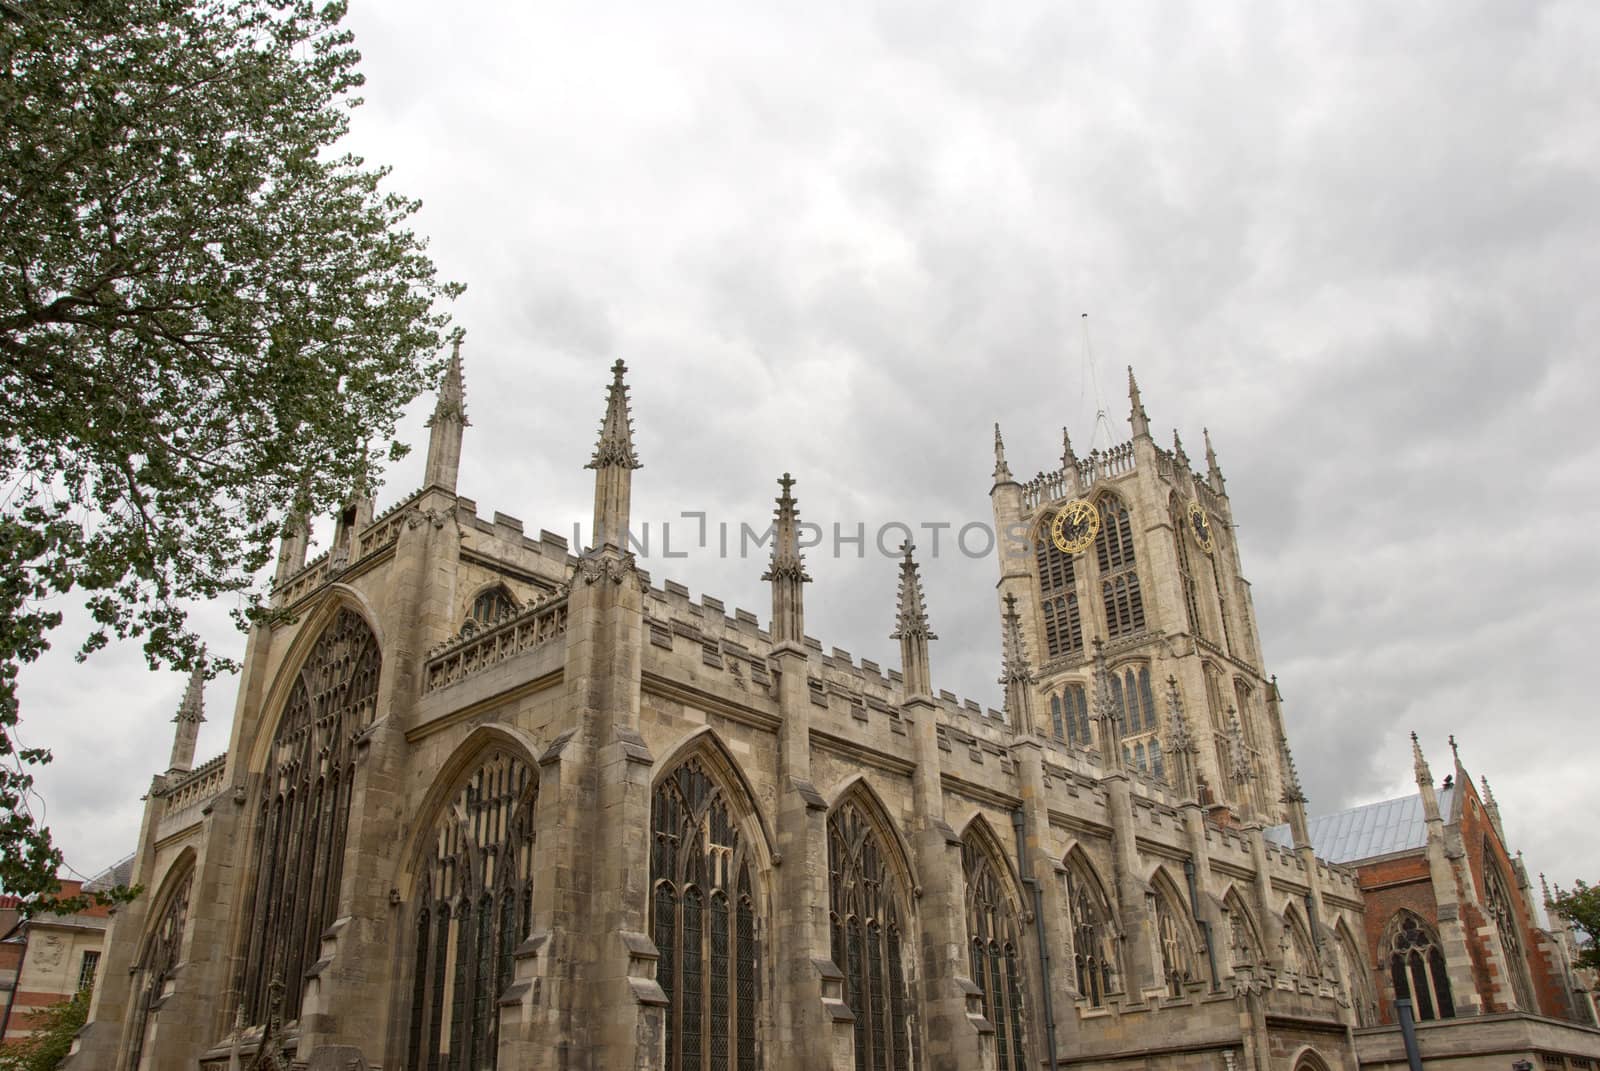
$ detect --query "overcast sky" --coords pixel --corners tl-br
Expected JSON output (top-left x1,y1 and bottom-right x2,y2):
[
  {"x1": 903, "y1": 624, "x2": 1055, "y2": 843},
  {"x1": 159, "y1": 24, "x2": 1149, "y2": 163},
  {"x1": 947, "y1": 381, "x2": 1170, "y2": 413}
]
[{"x1": 20, "y1": 1, "x2": 1600, "y2": 900}]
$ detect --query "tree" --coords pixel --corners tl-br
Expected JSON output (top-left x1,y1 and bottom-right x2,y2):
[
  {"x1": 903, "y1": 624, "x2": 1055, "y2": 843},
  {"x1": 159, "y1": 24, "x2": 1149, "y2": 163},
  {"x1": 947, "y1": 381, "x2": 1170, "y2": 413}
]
[
  {"x1": 1549, "y1": 879, "x2": 1600, "y2": 972},
  {"x1": 0, "y1": 0, "x2": 462, "y2": 911},
  {"x1": 0, "y1": 990, "x2": 88, "y2": 1071}
]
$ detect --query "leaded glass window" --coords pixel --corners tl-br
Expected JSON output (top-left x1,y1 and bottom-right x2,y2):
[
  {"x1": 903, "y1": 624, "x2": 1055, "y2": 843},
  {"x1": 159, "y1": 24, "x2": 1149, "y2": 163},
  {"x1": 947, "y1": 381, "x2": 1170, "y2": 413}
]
[
  {"x1": 1483, "y1": 853, "x2": 1538, "y2": 1012},
  {"x1": 1064, "y1": 863, "x2": 1117, "y2": 1006},
  {"x1": 1153, "y1": 891, "x2": 1199, "y2": 997},
  {"x1": 1057, "y1": 684, "x2": 1090, "y2": 746},
  {"x1": 406, "y1": 749, "x2": 537, "y2": 1071},
  {"x1": 465, "y1": 586, "x2": 518, "y2": 633},
  {"x1": 1036, "y1": 520, "x2": 1083, "y2": 658},
  {"x1": 237, "y1": 608, "x2": 380, "y2": 1027},
  {"x1": 1388, "y1": 912, "x2": 1454, "y2": 1021},
  {"x1": 963, "y1": 836, "x2": 1027, "y2": 1071},
  {"x1": 652, "y1": 758, "x2": 762, "y2": 1071},
  {"x1": 127, "y1": 870, "x2": 192, "y2": 1071},
  {"x1": 828, "y1": 799, "x2": 917, "y2": 1071},
  {"x1": 1095, "y1": 496, "x2": 1145, "y2": 639}
]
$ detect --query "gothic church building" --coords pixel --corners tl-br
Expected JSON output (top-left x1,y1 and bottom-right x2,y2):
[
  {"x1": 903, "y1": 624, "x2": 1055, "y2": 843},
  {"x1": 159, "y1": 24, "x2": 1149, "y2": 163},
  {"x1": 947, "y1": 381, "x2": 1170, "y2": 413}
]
[{"x1": 68, "y1": 358, "x2": 1599, "y2": 1070}]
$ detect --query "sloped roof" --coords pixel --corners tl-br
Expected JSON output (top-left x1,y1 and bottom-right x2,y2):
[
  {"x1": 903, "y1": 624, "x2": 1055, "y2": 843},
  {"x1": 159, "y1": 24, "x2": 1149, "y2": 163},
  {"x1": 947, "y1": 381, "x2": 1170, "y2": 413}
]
[
  {"x1": 83, "y1": 853, "x2": 136, "y2": 892},
  {"x1": 1265, "y1": 786, "x2": 1454, "y2": 865}
]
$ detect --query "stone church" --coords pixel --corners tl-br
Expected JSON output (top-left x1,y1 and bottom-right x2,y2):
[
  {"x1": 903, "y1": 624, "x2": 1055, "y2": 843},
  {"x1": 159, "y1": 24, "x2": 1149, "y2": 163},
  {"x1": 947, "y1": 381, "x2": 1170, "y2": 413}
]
[{"x1": 66, "y1": 356, "x2": 1599, "y2": 1070}]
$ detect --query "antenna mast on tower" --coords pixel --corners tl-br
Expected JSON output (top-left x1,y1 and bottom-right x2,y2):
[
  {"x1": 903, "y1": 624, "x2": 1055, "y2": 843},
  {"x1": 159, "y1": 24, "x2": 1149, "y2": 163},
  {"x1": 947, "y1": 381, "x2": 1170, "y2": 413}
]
[{"x1": 1081, "y1": 313, "x2": 1116, "y2": 451}]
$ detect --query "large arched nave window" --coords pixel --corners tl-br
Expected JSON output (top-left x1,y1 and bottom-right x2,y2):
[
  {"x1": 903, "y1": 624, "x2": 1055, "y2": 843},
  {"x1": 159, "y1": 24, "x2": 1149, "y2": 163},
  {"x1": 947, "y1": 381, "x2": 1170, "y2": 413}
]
[
  {"x1": 962, "y1": 826, "x2": 1028, "y2": 1071},
  {"x1": 1062, "y1": 853, "x2": 1118, "y2": 1007},
  {"x1": 1150, "y1": 874, "x2": 1203, "y2": 997},
  {"x1": 237, "y1": 607, "x2": 380, "y2": 1027},
  {"x1": 651, "y1": 754, "x2": 763, "y2": 1071},
  {"x1": 1481, "y1": 850, "x2": 1538, "y2": 1013},
  {"x1": 126, "y1": 865, "x2": 194, "y2": 1071},
  {"x1": 827, "y1": 793, "x2": 918, "y2": 1071},
  {"x1": 405, "y1": 748, "x2": 537, "y2": 1071},
  {"x1": 1387, "y1": 911, "x2": 1455, "y2": 1021}
]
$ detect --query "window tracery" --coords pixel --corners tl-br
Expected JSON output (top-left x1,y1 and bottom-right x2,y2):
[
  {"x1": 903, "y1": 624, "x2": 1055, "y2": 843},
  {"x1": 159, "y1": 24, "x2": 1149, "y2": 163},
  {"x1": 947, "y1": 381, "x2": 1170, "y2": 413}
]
[
  {"x1": 127, "y1": 869, "x2": 193, "y2": 1071},
  {"x1": 405, "y1": 749, "x2": 536, "y2": 1071},
  {"x1": 1048, "y1": 683, "x2": 1091, "y2": 746},
  {"x1": 1152, "y1": 887, "x2": 1199, "y2": 997},
  {"x1": 1388, "y1": 912, "x2": 1454, "y2": 1021},
  {"x1": 237, "y1": 608, "x2": 380, "y2": 1027},
  {"x1": 1483, "y1": 852, "x2": 1538, "y2": 1012},
  {"x1": 963, "y1": 835, "x2": 1027, "y2": 1071},
  {"x1": 651, "y1": 757, "x2": 762, "y2": 1071},
  {"x1": 465, "y1": 585, "x2": 518, "y2": 633},
  {"x1": 828, "y1": 798, "x2": 917, "y2": 1071},
  {"x1": 1064, "y1": 862, "x2": 1118, "y2": 1006}
]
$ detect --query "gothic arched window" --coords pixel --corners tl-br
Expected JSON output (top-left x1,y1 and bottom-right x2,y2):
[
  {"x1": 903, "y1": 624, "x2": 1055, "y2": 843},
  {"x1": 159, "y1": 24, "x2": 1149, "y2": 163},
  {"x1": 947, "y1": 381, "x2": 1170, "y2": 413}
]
[
  {"x1": 1094, "y1": 496, "x2": 1145, "y2": 639},
  {"x1": 1064, "y1": 861, "x2": 1118, "y2": 1006},
  {"x1": 1036, "y1": 519, "x2": 1083, "y2": 659},
  {"x1": 127, "y1": 868, "x2": 193, "y2": 1071},
  {"x1": 1388, "y1": 912, "x2": 1455, "y2": 1021},
  {"x1": 1060, "y1": 684, "x2": 1090, "y2": 746},
  {"x1": 1224, "y1": 894, "x2": 1264, "y2": 970},
  {"x1": 1482, "y1": 851, "x2": 1538, "y2": 1012},
  {"x1": 1152, "y1": 885, "x2": 1200, "y2": 997},
  {"x1": 405, "y1": 749, "x2": 537, "y2": 1071},
  {"x1": 828, "y1": 798, "x2": 917, "y2": 1071},
  {"x1": 465, "y1": 585, "x2": 518, "y2": 632},
  {"x1": 1170, "y1": 495, "x2": 1208, "y2": 641},
  {"x1": 652, "y1": 758, "x2": 762, "y2": 1071},
  {"x1": 237, "y1": 608, "x2": 380, "y2": 1027},
  {"x1": 963, "y1": 834, "x2": 1028, "y2": 1071},
  {"x1": 1336, "y1": 923, "x2": 1377, "y2": 1026},
  {"x1": 1284, "y1": 910, "x2": 1319, "y2": 977}
]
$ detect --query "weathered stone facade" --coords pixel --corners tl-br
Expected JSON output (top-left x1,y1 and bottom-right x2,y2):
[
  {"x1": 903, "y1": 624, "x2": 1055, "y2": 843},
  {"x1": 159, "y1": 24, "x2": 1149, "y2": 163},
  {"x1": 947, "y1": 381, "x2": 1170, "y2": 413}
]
[{"x1": 66, "y1": 356, "x2": 1597, "y2": 1071}]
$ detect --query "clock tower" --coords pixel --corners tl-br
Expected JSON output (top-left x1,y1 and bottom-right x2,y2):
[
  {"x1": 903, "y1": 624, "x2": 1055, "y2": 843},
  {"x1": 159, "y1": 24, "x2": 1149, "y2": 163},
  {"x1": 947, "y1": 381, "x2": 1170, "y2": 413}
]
[{"x1": 990, "y1": 368, "x2": 1290, "y2": 823}]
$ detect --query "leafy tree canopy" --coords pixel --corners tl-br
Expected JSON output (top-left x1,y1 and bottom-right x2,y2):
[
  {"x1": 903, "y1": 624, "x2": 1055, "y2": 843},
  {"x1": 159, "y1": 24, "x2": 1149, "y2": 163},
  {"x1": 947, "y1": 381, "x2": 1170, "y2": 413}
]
[
  {"x1": 0, "y1": 0, "x2": 462, "y2": 912},
  {"x1": 1549, "y1": 879, "x2": 1600, "y2": 973},
  {"x1": 0, "y1": 989, "x2": 88, "y2": 1071}
]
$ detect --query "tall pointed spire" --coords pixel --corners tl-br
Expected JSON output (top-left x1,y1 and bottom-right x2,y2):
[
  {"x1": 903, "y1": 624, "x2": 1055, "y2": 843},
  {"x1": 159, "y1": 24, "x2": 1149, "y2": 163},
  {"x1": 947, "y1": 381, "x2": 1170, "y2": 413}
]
[
  {"x1": 762, "y1": 473, "x2": 811, "y2": 646},
  {"x1": 1172, "y1": 429, "x2": 1190, "y2": 470},
  {"x1": 992, "y1": 423, "x2": 1014, "y2": 485},
  {"x1": 586, "y1": 360, "x2": 642, "y2": 551},
  {"x1": 168, "y1": 650, "x2": 207, "y2": 774},
  {"x1": 1090, "y1": 638, "x2": 1123, "y2": 766},
  {"x1": 998, "y1": 594, "x2": 1036, "y2": 732},
  {"x1": 1128, "y1": 365, "x2": 1150, "y2": 439},
  {"x1": 1062, "y1": 425, "x2": 1077, "y2": 471},
  {"x1": 1203, "y1": 427, "x2": 1226, "y2": 495},
  {"x1": 424, "y1": 338, "x2": 469, "y2": 493},
  {"x1": 891, "y1": 542, "x2": 936, "y2": 698}
]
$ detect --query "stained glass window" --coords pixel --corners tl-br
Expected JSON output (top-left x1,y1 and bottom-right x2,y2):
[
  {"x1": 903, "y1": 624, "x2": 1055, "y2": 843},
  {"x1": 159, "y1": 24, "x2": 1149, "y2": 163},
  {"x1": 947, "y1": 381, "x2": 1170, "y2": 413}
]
[
  {"x1": 1389, "y1": 912, "x2": 1454, "y2": 1021},
  {"x1": 127, "y1": 870, "x2": 193, "y2": 1071},
  {"x1": 651, "y1": 758, "x2": 762, "y2": 1070},
  {"x1": 963, "y1": 835, "x2": 1027, "y2": 1071},
  {"x1": 405, "y1": 749, "x2": 537, "y2": 1071},
  {"x1": 238, "y1": 608, "x2": 380, "y2": 1027},
  {"x1": 829, "y1": 799, "x2": 917, "y2": 1071}
]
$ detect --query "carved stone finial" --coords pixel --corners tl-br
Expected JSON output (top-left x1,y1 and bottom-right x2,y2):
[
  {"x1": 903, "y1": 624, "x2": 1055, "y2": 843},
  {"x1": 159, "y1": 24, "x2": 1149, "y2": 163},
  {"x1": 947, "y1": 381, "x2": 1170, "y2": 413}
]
[
  {"x1": 763, "y1": 472, "x2": 811, "y2": 644},
  {"x1": 892, "y1": 543, "x2": 936, "y2": 698},
  {"x1": 1128, "y1": 365, "x2": 1150, "y2": 437},
  {"x1": 174, "y1": 649, "x2": 207, "y2": 725},
  {"x1": 587, "y1": 359, "x2": 641, "y2": 472},
  {"x1": 993, "y1": 423, "x2": 1014, "y2": 484},
  {"x1": 1062, "y1": 425, "x2": 1077, "y2": 468},
  {"x1": 1411, "y1": 731, "x2": 1433, "y2": 787},
  {"x1": 1203, "y1": 426, "x2": 1226, "y2": 494},
  {"x1": 1448, "y1": 733, "x2": 1460, "y2": 762}
]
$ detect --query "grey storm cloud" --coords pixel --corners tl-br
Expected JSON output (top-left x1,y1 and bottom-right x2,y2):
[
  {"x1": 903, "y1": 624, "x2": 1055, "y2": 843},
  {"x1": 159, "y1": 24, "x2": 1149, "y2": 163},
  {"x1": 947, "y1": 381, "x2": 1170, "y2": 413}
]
[{"x1": 19, "y1": 0, "x2": 1600, "y2": 892}]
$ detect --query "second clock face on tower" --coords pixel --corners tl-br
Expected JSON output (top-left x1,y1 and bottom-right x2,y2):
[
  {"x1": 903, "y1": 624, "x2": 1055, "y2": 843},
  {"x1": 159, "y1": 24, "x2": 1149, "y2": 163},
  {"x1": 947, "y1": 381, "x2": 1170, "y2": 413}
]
[
  {"x1": 1186, "y1": 501, "x2": 1215, "y2": 554},
  {"x1": 1051, "y1": 499, "x2": 1100, "y2": 554}
]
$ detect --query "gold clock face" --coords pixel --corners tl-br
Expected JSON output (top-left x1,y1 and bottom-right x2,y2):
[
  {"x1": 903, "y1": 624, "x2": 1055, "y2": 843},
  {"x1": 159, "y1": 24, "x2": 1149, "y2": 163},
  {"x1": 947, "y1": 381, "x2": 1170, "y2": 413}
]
[
  {"x1": 1187, "y1": 500, "x2": 1215, "y2": 554},
  {"x1": 1051, "y1": 499, "x2": 1100, "y2": 554}
]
